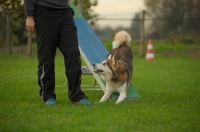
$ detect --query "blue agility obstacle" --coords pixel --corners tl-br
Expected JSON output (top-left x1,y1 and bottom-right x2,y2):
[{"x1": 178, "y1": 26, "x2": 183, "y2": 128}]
[{"x1": 70, "y1": 2, "x2": 141, "y2": 101}]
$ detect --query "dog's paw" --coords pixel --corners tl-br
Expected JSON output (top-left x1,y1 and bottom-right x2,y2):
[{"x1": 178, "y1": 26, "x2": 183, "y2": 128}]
[{"x1": 115, "y1": 101, "x2": 121, "y2": 104}]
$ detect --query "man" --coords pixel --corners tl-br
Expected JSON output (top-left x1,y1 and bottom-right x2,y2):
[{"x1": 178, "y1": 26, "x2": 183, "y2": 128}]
[{"x1": 24, "y1": 0, "x2": 92, "y2": 106}]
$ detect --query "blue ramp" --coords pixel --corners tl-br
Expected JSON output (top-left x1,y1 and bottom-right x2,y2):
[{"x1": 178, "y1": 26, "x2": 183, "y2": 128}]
[{"x1": 74, "y1": 19, "x2": 108, "y2": 64}]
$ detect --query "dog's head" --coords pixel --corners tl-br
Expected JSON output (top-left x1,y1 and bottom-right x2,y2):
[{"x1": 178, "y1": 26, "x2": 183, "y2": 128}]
[
  {"x1": 93, "y1": 60, "x2": 112, "y2": 76},
  {"x1": 93, "y1": 56, "x2": 128, "y2": 82}
]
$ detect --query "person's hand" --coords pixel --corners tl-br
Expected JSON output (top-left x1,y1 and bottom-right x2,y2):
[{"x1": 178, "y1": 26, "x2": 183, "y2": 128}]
[{"x1": 26, "y1": 16, "x2": 35, "y2": 33}]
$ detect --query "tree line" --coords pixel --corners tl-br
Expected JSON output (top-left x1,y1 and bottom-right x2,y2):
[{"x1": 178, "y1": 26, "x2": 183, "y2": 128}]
[
  {"x1": 94, "y1": 0, "x2": 200, "y2": 44},
  {"x1": 0, "y1": 0, "x2": 200, "y2": 47}
]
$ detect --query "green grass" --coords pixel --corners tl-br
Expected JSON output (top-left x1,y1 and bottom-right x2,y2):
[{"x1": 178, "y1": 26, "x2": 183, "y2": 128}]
[{"x1": 0, "y1": 53, "x2": 200, "y2": 132}]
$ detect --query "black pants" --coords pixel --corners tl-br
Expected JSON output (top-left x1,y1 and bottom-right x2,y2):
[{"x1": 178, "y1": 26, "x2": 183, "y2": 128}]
[{"x1": 34, "y1": 4, "x2": 87, "y2": 102}]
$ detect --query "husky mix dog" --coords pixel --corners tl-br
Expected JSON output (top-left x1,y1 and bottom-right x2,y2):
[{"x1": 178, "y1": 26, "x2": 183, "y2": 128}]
[{"x1": 93, "y1": 30, "x2": 133, "y2": 103}]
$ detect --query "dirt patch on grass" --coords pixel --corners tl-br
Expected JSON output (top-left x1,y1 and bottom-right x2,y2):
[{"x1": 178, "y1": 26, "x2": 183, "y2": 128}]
[
  {"x1": 0, "y1": 46, "x2": 37, "y2": 55},
  {"x1": 156, "y1": 45, "x2": 200, "y2": 59},
  {"x1": 1, "y1": 45, "x2": 200, "y2": 59},
  {"x1": 185, "y1": 46, "x2": 200, "y2": 59}
]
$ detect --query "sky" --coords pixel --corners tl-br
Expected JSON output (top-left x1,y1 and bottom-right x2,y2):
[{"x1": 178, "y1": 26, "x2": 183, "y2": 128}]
[{"x1": 92, "y1": 0, "x2": 145, "y2": 28}]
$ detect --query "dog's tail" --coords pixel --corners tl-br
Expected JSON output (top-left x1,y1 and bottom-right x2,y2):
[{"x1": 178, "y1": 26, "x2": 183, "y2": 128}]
[{"x1": 112, "y1": 30, "x2": 132, "y2": 49}]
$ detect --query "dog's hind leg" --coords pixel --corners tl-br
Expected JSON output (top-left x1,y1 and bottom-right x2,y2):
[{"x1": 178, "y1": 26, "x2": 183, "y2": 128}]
[
  {"x1": 100, "y1": 91, "x2": 112, "y2": 102},
  {"x1": 115, "y1": 91, "x2": 126, "y2": 104}
]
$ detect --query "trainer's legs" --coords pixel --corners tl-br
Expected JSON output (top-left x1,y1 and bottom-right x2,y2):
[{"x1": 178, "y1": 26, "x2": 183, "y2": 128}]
[
  {"x1": 58, "y1": 11, "x2": 87, "y2": 102},
  {"x1": 35, "y1": 5, "x2": 60, "y2": 102}
]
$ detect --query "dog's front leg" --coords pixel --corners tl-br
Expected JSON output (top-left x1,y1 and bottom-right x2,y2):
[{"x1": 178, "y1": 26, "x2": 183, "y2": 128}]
[
  {"x1": 100, "y1": 91, "x2": 112, "y2": 102},
  {"x1": 115, "y1": 91, "x2": 126, "y2": 104}
]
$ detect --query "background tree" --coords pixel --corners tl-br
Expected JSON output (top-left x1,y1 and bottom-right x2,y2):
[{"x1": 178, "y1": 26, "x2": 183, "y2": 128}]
[
  {"x1": 0, "y1": 0, "x2": 25, "y2": 46},
  {"x1": 130, "y1": 12, "x2": 141, "y2": 40},
  {"x1": 71, "y1": 0, "x2": 99, "y2": 25},
  {"x1": 0, "y1": 0, "x2": 23, "y2": 11},
  {"x1": 144, "y1": 0, "x2": 200, "y2": 43}
]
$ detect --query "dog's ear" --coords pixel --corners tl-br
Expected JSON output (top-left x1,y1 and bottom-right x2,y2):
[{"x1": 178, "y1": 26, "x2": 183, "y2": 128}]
[
  {"x1": 111, "y1": 55, "x2": 115, "y2": 60},
  {"x1": 107, "y1": 54, "x2": 112, "y2": 59},
  {"x1": 111, "y1": 55, "x2": 116, "y2": 66}
]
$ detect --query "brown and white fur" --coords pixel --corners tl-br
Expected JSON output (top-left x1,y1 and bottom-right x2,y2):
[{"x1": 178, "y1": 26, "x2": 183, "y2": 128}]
[
  {"x1": 109, "y1": 30, "x2": 133, "y2": 75},
  {"x1": 93, "y1": 30, "x2": 133, "y2": 103}
]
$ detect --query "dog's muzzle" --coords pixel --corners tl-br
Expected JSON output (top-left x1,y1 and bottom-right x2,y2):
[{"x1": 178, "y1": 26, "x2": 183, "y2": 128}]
[{"x1": 93, "y1": 64, "x2": 103, "y2": 73}]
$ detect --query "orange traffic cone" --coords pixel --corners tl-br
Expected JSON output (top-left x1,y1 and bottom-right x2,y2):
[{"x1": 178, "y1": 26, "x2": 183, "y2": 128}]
[{"x1": 146, "y1": 39, "x2": 154, "y2": 61}]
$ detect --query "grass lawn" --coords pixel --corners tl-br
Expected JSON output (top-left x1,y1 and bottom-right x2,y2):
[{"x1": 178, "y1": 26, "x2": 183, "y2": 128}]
[{"x1": 0, "y1": 51, "x2": 200, "y2": 131}]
